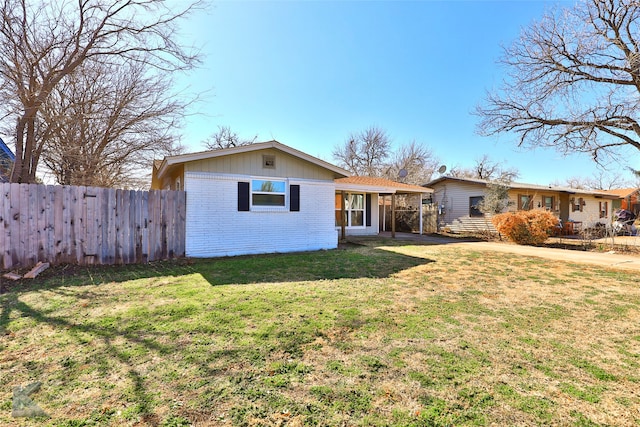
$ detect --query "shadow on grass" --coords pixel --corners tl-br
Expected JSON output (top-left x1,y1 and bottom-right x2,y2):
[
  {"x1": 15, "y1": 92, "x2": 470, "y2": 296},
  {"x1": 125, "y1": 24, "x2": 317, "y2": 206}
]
[
  {"x1": 0, "y1": 291, "x2": 223, "y2": 424},
  {"x1": 1, "y1": 240, "x2": 434, "y2": 293},
  {"x1": 0, "y1": 240, "x2": 435, "y2": 423}
]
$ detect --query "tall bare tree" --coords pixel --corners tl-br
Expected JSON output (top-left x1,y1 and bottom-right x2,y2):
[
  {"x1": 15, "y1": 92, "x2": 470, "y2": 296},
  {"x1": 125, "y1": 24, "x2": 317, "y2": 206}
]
[
  {"x1": 0, "y1": 0, "x2": 201, "y2": 183},
  {"x1": 551, "y1": 170, "x2": 633, "y2": 190},
  {"x1": 204, "y1": 126, "x2": 258, "y2": 150},
  {"x1": 383, "y1": 141, "x2": 439, "y2": 185},
  {"x1": 332, "y1": 126, "x2": 391, "y2": 176},
  {"x1": 448, "y1": 155, "x2": 519, "y2": 182},
  {"x1": 39, "y1": 59, "x2": 186, "y2": 188},
  {"x1": 477, "y1": 0, "x2": 640, "y2": 165}
]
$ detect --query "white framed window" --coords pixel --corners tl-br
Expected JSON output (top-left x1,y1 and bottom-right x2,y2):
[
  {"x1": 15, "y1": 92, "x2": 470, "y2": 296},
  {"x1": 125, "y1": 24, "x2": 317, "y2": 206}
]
[
  {"x1": 599, "y1": 201, "x2": 608, "y2": 218},
  {"x1": 335, "y1": 192, "x2": 365, "y2": 227},
  {"x1": 518, "y1": 194, "x2": 533, "y2": 210},
  {"x1": 543, "y1": 195, "x2": 554, "y2": 211},
  {"x1": 251, "y1": 179, "x2": 286, "y2": 207}
]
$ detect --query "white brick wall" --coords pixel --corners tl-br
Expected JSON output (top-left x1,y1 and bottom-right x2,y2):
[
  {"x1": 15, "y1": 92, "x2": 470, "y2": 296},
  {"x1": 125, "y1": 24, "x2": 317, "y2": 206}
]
[
  {"x1": 566, "y1": 195, "x2": 610, "y2": 227},
  {"x1": 185, "y1": 172, "x2": 338, "y2": 257}
]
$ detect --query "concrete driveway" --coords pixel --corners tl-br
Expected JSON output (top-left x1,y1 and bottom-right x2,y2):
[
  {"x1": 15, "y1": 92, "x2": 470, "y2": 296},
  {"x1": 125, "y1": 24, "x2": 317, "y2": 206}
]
[
  {"x1": 452, "y1": 241, "x2": 640, "y2": 271},
  {"x1": 376, "y1": 232, "x2": 640, "y2": 272}
]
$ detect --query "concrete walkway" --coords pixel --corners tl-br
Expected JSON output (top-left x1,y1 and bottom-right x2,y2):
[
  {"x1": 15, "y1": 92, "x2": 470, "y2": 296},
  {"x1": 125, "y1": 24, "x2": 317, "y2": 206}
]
[{"x1": 375, "y1": 232, "x2": 640, "y2": 272}]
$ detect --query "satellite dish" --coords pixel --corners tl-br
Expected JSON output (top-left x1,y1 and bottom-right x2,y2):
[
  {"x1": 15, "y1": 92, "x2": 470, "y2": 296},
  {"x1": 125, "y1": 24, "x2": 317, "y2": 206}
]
[
  {"x1": 398, "y1": 169, "x2": 408, "y2": 178},
  {"x1": 438, "y1": 165, "x2": 447, "y2": 174}
]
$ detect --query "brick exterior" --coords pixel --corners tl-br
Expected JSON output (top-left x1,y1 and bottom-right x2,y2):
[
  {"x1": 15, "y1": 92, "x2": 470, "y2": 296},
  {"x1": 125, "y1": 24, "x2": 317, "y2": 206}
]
[{"x1": 185, "y1": 172, "x2": 337, "y2": 257}]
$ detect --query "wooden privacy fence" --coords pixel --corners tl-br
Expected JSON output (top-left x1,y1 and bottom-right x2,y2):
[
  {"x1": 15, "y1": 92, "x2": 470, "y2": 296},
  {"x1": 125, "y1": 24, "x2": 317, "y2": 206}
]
[
  {"x1": 380, "y1": 204, "x2": 437, "y2": 234},
  {"x1": 0, "y1": 183, "x2": 186, "y2": 270}
]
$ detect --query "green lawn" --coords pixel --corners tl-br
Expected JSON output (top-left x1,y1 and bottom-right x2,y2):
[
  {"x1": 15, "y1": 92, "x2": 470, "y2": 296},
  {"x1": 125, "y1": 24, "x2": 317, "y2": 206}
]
[{"x1": 1, "y1": 237, "x2": 639, "y2": 426}]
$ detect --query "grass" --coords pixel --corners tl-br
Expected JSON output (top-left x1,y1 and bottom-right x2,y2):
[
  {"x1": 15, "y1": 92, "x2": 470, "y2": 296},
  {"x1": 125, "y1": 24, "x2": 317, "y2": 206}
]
[{"x1": 1, "y1": 237, "x2": 640, "y2": 426}]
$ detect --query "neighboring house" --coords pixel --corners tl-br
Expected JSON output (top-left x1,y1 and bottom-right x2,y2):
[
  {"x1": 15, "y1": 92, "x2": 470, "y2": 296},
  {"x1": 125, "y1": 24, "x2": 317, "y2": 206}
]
[
  {"x1": 152, "y1": 140, "x2": 432, "y2": 258},
  {"x1": 426, "y1": 176, "x2": 620, "y2": 234},
  {"x1": 606, "y1": 188, "x2": 640, "y2": 215},
  {"x1": 0, "y1": 137, "x2": 15, "y2": 182}
]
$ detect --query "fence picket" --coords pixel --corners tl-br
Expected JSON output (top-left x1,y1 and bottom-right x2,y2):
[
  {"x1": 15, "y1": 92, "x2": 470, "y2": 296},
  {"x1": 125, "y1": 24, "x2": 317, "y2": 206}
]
[
  {"x1": 75, "y1": 186, "x2": 87, "y2": 264},
  {"x1": 0, "y1": 183, "x2": 8, "y2": 269},
  {"x1": 141, "y1": 190, "x2": 149, "y2": 263},
  {"x1": 22, "y1": 184, "x2": 33, "y2": 265},
  {"x1": 37, "y1": 184, "x2": 47, "y2": 263},
  {"x1": 53, "y1": 186, "x2": 64, "y2": 264}
]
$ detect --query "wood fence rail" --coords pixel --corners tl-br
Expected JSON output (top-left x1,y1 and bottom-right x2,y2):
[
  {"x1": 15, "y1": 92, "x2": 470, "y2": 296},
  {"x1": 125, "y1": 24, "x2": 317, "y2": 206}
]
[{"x1": 0, "y1": 183, "x2": 186, "y2": 270}]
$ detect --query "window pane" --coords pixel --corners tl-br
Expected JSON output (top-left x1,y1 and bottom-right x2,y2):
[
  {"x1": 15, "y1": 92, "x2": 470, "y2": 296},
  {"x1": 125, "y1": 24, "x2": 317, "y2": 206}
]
[
  {"x1": 350, "y1": 194, "x2": 364, "y2": 210},
  {"x1": 335, "y1": 193, "x2": 343, "y2": 210},
  {"x1": 252, "y1": 180, "x2": 285, "y2": 193},
  {"x1": 351, "y1": 211, "x2": 363, "y2": 226},
  {"x1": 252, "y1": 194, "x2": 285, "y2": 206},
  {"x1": 335, "y1": 210, "x2": 346, "y2": 226}
]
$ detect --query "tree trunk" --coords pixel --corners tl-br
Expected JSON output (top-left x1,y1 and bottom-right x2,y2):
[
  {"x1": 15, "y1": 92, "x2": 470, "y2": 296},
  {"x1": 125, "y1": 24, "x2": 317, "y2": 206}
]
[{"x1": 11, "y1": 106, "x2": 39, "y2": 183}]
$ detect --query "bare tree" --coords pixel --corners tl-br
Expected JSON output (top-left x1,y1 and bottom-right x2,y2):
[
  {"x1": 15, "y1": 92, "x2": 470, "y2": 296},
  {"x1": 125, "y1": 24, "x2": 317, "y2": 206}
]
[
  {"x1": 0, "y1": 0, "x2": 201, "y2": 183},
  {"x1": 477, "y1": 0, "x2": 640, "y2": 165},
  {"x1": 383, "y1": 141, "x2": 439, "y2": 185},
  {"x1": 39, "y1": 59, "x2": 186, "y2": 188},
  {"x1": 477, "y1": 182, "x2": 513, "y2": 215},
  {"x1": 448, "y1": 155, "x2": 519, "y2": 182},
  {"x1": 332, "y1": 126, "x2": 391, "y2": 176},
  {"x1": 551, "y1": 170, "x2": 633, "y2": 190},
  {"x1": 204, "y1": 126, "x2": 258, "y2": 150}
]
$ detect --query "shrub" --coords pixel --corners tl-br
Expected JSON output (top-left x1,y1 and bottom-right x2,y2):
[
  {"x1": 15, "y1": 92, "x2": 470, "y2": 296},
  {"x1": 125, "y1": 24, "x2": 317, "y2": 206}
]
[{"x1": 492, "y1": 210, "x2": 558, "y2": 245}]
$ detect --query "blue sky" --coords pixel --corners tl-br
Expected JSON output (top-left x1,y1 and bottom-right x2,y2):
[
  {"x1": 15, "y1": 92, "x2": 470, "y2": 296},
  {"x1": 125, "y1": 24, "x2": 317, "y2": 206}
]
[{"x1": 177, "y1": 0, "x2": 640, "y2": 185}]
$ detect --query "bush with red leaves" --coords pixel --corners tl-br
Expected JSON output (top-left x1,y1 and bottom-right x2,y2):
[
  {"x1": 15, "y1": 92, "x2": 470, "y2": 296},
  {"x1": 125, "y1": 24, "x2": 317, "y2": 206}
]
[{"x1": 492, "y1": 210, "x2": 558, "y2": 245}]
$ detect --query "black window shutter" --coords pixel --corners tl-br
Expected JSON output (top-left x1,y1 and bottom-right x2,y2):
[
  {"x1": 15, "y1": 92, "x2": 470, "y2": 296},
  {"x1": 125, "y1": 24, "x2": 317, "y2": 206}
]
[
  {"x1": 290, "y1": 184, "x2": 300, "y2": 212},
  {"x1": 238, "y1": 182, "x2": 249, "y2": 211},
  {"x1": 366, "y1": 194, "x2": 372, "y2": 227}
]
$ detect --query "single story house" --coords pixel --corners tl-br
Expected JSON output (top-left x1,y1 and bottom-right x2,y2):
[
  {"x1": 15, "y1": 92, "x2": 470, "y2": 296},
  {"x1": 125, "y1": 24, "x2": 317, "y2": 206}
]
[
  {"x1": 426, "y1": 176, "x2": 620, "y2": 234},
  {"x1": 152, "y1": 141, "x2": 431, "y2": 257}
]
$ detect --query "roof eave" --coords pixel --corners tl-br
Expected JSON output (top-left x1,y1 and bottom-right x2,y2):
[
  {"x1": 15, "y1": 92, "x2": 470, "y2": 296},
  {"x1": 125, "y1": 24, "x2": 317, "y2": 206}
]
[
  {"x1": 335, "y1": 183, "x2": 433, "y2": 194},
  {"x1": 428, "y1": 176, "x2": 622, "y2": 199}
]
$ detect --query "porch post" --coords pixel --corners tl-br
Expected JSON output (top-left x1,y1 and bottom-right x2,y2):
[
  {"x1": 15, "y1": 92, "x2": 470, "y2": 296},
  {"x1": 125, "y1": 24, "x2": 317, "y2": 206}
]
[
  {"x1": 419, "y1": 193, "x2": 423, "y2": 235},
  {"x1": 391, "y1": 193, "x2": 396, "y2": 238},
  {"x1": 341, "y1": 190, "x2": 346, "y2": 241},
  {"x1": 382, "y1": 195, "x2": 386, "y2": 232}
]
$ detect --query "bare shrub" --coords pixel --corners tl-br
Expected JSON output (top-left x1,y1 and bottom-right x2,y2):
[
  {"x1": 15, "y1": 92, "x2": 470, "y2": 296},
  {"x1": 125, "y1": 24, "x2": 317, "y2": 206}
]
[{"x1": 492, "y1": 210, "x2": 558, "y2": 245}]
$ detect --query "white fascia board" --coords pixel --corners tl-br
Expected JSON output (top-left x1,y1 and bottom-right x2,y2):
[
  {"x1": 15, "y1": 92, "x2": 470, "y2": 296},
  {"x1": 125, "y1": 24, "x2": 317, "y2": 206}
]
[{"x1": 335, "y1": 183, "x2": 432, "y2": 194}]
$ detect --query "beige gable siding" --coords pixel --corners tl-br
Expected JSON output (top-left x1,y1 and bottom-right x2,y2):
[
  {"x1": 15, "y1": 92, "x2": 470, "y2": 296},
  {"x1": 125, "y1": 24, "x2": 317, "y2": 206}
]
[{"x1": 184, "y1": 148, "x2": 336, "y2": 181}]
